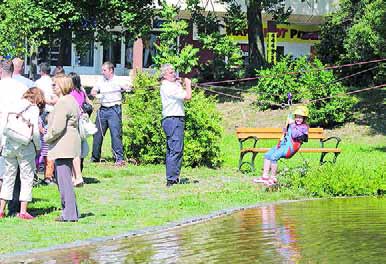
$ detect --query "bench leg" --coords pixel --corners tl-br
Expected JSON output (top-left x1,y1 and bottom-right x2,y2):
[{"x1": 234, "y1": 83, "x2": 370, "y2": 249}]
[
  {"x1": 333, "y1": 153, "x2": 340, "y2": 163},
  {"x1": 320, "y1": 152, "x2": 327, "y2": 165},
  {"x1": 320, "y1": 152, "x2": 341, "y2": 165},
  {"x1": 239, "y1": 152, "x2": 259, "y2": 172}
]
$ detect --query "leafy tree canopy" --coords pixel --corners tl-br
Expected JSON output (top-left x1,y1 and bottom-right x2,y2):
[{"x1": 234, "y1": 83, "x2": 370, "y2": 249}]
[
  {"x1": 316, "y1": 0, "x2": 386, "y2": 84},
  {"x1": 0, "y1": 0, "x2": 154, "y2": 57}
]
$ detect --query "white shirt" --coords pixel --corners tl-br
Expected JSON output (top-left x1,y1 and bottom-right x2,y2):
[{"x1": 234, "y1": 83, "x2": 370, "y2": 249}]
[
  {"x1": 0, "y1": 78, "x2": 29, "y2": 147},
  {"x1": 35, "y1": 75, "x2": 54, "y2": 112},
  {"x1": 160, "y1": 80, "x2": 187, "y2": 118},
  {"x1": 12, "y1": 74, "x2": 35, "y2": 88},
  {"x1": 94, "y1": 76, "x2": 123, "y2": 107},
  {"x1": 1, "y1": 99, "x2": 40, "y2": 152}
]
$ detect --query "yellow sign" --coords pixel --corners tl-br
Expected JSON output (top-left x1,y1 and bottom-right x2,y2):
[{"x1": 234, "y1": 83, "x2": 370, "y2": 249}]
[{"x1": 231, "y1": 23, "x2": 320, "y2": 44}]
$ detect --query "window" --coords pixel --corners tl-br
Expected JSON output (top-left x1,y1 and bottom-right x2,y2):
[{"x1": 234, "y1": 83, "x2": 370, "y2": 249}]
[
  {"x1": 38, "y1": 29, "x2": 72, "y2": 66},
  {"x1": 143, "y1": 33, "x2": 159, "y2": 68},
  {"x1": 78, "y1": 40, "x2": 94, "y2": 67},
  {"x1": 103, "y1": 33, "x2": 122, "y2": 66},
  {"x1": 125, "y1": 39, "x2": 134, "y2": 69}
]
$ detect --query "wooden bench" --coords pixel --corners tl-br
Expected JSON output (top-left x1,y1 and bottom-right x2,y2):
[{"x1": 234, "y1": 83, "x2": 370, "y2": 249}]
[{"x1": 236, "y1": 127, "x2": 342, "y2": 171}]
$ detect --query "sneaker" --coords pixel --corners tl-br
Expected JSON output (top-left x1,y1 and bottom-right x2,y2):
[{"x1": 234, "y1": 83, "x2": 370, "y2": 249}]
[
  {"x1": 114, "y1": 160, "x2": 126, "y2": 167},
  {"x1": 17, "y1": 212, "x2": 35, "y2": 220},
  {"x1": 253, "y1": 176, "x2": 270, "y2": 184}
]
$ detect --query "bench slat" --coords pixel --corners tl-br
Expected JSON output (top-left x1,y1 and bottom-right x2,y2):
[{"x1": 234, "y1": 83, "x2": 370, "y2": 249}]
[
  {"x1": 241, "y1": 147, "x2": 341, "y2": 153},
  {"x1": 236, "y1": 127, "x2": 324, "y2": 133},
  {"x1": 236, "y1": 127, "x2": 326, "y2": 140},
  {"x1": 237, "y1": 133, "x2": 325, "y2": 139}
]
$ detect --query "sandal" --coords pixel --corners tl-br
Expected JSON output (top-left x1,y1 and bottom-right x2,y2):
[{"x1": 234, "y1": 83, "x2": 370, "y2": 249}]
[
  {"x1": 264, "y1": 178, "x2": 278, "y2": 187},
  {"x1": 253, "y1": 176, "x2": 270, "y2": 183}
]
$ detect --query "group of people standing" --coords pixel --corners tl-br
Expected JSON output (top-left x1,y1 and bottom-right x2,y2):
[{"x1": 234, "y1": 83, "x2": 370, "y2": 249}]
[
  {"x1": 0, "y1": 59, "x2": 92, "y2": 221},
  {"x1": 0, "y1": 59, "x2": 193, "y2": 221}
]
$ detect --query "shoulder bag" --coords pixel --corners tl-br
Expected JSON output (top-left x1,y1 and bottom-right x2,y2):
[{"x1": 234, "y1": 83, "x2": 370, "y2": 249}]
[
  {"x1": 78, "y1": 113, "x2": 97, "y2": 139},
  {"x1": 3, "y1": 104, "x2": 34, "y2": 145},
  {"x1": 81, "y1": 91, "x2": 93, "y2": 116}
]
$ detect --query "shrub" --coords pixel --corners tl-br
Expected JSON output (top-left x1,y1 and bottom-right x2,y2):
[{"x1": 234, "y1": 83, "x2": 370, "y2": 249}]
[
  {"x1": 253, "y1": 56, "x2": 357, "y2": 127},
  {"x1": 122, "y1": 72, "x2": 223, "y2": 167},
  {"x1": 280, "y1": 164, "x2": 384, "y2": 197}
]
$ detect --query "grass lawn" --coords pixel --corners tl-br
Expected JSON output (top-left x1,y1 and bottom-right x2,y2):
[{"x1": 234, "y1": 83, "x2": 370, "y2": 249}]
[{"x1": 0, "y1": 90, "x2": 384, "y2": 254}]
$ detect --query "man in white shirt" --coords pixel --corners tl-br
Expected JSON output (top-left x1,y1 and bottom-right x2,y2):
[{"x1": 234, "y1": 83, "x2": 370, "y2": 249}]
[
  {"x1": 12, "y1": 58, "x2": 34, "y2": 88},
  {"x1": 0, "y1": 60, "x2": 28, "y2": 215},
  {"x1": 159, "y1": 64, "x2": 192, "y2": 187},
  {"x1": 35, "y1": 62, "x2": 57, "y2": 112},
  {"x1": 90, "y1": 61, "x2": 130, "y2": 166}
]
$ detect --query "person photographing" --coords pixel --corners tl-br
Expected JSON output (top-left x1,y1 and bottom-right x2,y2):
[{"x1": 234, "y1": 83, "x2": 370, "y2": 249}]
[{"x1": 159, "y1": 64, "x2": 192, "y2": 187}]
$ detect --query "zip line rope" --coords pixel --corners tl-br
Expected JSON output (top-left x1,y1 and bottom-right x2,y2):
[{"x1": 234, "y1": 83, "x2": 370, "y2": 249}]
[
  {"x1": 199, "y1": 58, "x2": 386, "y2": 86},
  {"x1": 197, "y1": 65, "x2": 379, "y2": 94},
  {"x1": 194, "y1": 83, "x2": 386, "y2": 107}
]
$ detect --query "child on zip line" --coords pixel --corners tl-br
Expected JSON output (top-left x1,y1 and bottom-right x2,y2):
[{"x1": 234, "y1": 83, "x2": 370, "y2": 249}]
[{"x1": 253, "y1": 105, "x2": 309, "y2": 187}]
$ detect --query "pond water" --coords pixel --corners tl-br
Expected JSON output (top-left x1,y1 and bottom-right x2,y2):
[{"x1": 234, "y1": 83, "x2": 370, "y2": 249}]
[{"x1": 3, "y1": 197, "x2": 385, "y2": 263}]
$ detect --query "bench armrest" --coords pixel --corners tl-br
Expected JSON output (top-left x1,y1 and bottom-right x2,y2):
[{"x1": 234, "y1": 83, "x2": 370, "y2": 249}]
[
  {"x1": 321, "y1": 136, "x2": 341, "y2": 148},
  {"x1": 239, "y1": 136, "x2": 259, "y2": 149}
]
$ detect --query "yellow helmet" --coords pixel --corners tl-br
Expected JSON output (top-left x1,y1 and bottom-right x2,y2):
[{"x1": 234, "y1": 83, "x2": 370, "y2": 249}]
[{"x1": 293, "y1": 105, "x2": 309, "y2": 117}]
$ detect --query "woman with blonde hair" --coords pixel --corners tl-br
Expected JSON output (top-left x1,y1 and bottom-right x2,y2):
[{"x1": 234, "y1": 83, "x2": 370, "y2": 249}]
[
  {"x1": 0, "y1": 87, "x2": 45, "y2": 220},
  {"x1": 44, "y1": 75, "x2": 81, "y2": 222}
]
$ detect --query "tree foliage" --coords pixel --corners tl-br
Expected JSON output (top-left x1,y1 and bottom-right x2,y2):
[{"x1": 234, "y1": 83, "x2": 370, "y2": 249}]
[
  {"x1": 186, "y1": 0, "x2": 243, "y2": 80},
  {"x1": 153, "y1": 2, "x2": 199, "y2": 74},
  {"x1": 316, "y1": 0, "x2": 386, "y2": 85},
  {"x1": 0, "y1": 0, "x2": 154, "y2": 59}
]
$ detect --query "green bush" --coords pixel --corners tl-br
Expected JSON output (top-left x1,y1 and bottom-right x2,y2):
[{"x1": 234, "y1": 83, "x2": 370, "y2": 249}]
[
  {"x1": 280, "y1": 164, "x2": 384, "y2": 197},
  {"x1": 253, "y1": 56, "x2": 357, "y2": 127},
  {"x1": 122, "y1": 72, "x2": 223, "y2": 167}
]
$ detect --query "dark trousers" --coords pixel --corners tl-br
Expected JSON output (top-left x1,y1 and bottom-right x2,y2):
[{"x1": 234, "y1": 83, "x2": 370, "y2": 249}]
[
  {"x1": 8, "y1": 168, "x2": 21, "y2": 216},
  {"x1": 55, "y1": 159, "x2": 79, "y2": 221},
  {"x1": 92, "y1": 105, "x2": 124, "y2": 162},
  {"x1": 162, "y1": 117, "x2": 185, "y2": 182}
]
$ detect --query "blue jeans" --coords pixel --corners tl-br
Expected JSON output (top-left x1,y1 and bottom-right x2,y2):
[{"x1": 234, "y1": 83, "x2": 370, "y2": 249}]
[
  {"x1": 162, "y1": 117, "x2": 184, "y2": 182},
  {"x1": 92, "y1": 105, "x2": 124, "y2": 162}
]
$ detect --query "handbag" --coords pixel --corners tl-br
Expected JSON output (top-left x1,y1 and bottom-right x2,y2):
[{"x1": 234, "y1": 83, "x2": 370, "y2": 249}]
[
  {"x1": 81, "y1": 91, "x2": 93, "y2": 116},
  {"x1": 78, "y1": 113, "x2": 97, "y2": 139},
  {"x1": 3, "y1": 105, "x2": 34, "y2": 145}
]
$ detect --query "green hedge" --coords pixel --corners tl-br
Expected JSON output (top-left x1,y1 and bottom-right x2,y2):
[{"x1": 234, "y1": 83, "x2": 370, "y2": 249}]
[{"x1": 122, "y1": 72, "x2": 223, "y2": 167}]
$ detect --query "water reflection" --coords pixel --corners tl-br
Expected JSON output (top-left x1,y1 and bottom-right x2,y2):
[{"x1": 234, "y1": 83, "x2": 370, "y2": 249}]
[{"x1": 2, "y1": 197, "x2": 385, "y2": 263}]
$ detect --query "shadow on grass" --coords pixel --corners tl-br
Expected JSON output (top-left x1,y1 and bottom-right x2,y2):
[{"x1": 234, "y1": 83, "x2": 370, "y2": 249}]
[
  {"x1": 80, "y1": 212, "x2": 95, "y2": 219},
  {"x1": 353, "y1": 88, "x2": 386, "y2": 135},
  {"x1": 30, "y1": 206, "x2": 59, "y2": 217},
  {"x1": 373, "y1": 146, "x2": 386, "y2": 152},
  {"x1": 83, "y1": 177, "x2": 101, "y2": 184}
]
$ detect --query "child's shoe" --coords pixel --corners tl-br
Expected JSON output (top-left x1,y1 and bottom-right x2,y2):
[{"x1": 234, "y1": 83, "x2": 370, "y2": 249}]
[
  {"x1": 253, "y1": 176, "x2": 270, "y2": 183},
  {"x1": 264, "y1": 177, "x2": 278, "y2": 187}
]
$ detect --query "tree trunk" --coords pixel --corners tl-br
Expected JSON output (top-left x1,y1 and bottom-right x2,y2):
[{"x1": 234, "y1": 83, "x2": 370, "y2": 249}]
[{"x1": 246, "y1": 0, "x2": 266, "y2": 73}]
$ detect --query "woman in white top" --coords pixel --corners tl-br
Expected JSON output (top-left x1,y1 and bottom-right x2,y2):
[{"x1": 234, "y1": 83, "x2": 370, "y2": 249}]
[{"x1": 0, "y1": 88, "x2": 45, "y2": 220}]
